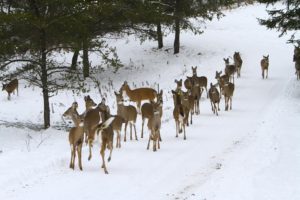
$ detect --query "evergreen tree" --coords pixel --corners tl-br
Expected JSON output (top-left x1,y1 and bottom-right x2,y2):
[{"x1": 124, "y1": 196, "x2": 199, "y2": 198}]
[{"x1": 258, "y1": 0, "x2": 300, "y2": 44}]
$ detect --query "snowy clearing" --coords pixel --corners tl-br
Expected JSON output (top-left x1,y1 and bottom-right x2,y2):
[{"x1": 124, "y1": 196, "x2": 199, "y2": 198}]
[{"x1": 0, "y1": 3, "x2": 299, "y2": 200}]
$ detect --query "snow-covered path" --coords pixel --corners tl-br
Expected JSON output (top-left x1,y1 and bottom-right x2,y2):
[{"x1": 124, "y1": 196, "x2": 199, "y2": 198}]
[{"x1": 1, "y1": 3, "x2": 299, "y2": 200}]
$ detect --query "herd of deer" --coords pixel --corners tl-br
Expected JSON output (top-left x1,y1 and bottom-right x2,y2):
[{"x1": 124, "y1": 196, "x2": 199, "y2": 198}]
[{"x1": 1, "y1": 47, "x2": 300, "y2": 174}]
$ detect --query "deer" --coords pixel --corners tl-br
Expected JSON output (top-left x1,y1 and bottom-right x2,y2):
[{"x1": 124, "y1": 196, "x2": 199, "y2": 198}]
[
  {"x1": 222, "y1": 82, "x2": 235, "y2": 111},
  {"x1": 84, "y1": 102, "x2": 103, "y2": 161},
  {"x1": 261, "y1": 55, "x2": 269, "y2": 79},
  {"x1": 181, "y1": 90, "x2": 194, "y2": 126},
  {"x1": 119, "y1": 81, "x2": 157, "y2": 113},
  {"x1": 184, "y1": 76, "x2": 202, "y2": 115},
  {"x1": 96, "y1": 102, "x2": 117, "y2": 174},
  {"x1": 141, "y1": 90, "x2": 163, "y2": 139},
  {"x1": 79, "y1": 95, "x2": 97, "y2": 119},
  {"x1": 233, "y1": 52, "x2": 243, "y2": 78},
  {"x1": 114, "y1": 91, "x2": 138, "y2": 142},
  {"x1": 172, "y1": 90, "x2": 188, "y2": 140},
  {"x1": 208, "y1": 83, "x2": 220, "y2": 116},
  {"x1": 68, "y1": 104, "x2": 114, "y2": 171},
  {"x1": 293, "y1": 46, "x2": 300, "y2": 80},
  {"x1": 98, "y1": 98, "x2": 125, "y2": 148},
  {"x1": 146, "y1": 102, "x2": 162, "y2": 151},
  {"x1": 63, "y1": 102, "x2": 80, "y2": 125},
  {"x1": 223, "y1": 58, "x2": 236, "y2": 83},
  {"x1": 2, "y1": 78, "x2": 18, "y2": 100},
  {"x1": 191, "y1": 66, "x2": 208, "y2": 98},
  {"x1": 215, "y1": 71, "x2": 229, "y2": 99}
]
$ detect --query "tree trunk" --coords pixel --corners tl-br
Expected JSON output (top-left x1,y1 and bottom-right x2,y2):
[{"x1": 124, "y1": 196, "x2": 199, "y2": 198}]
[
  {"x1": 82, "y1": 39, "x2": 89, "y2": 78},
  {"x1": 174, "y1": 0, "x2": 181, "y2": 54},
  {"x1": 174, "y1": 18, "x2": 180, "y2": 54},
  {"x1": 71, "y1": 49, "x2": 79, "y2": 70},
  {"x1": 157, "y1": 22, "x2": 163, "y2": 49},
  {"x1": 40, "y1": 30, "x2": 50, "y2": 129}
]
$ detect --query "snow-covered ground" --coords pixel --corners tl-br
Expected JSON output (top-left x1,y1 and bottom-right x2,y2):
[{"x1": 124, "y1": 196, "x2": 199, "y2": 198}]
[{"x1": 1, "y1": 3, "x2": 299, "y2": 200}]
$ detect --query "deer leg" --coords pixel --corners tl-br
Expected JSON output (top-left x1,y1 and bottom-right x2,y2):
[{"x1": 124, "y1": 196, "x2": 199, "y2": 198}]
[
  {"x1": 141, "y1": 118, "x2": 145, "y2": 138},
  {"x1": 137, "y1": 101, "x2": 141, "y2": 114},
  {"x1": 70, "y1": 144, "x2": 74, "y2": 169},
  {"x1": 266, "y1": 69, "x2": 268, "y2": 79},
  {"x1": 262, "y1": 70, "x2": 264, "y2": 79},
  {"x1": 124, "y1": 122, "x2": 128, "y2": 142},
  {"x1": 108, "y1": 141, "x2": 113, "y2": 162},
  {"x1": 88, "y1": 139, "x2": 93, "y2": 161},
  {"x1": 130, "y1": 123, "x2": 132, "y2": 140},
  {"x1": 147, "y1": 132, "x2": 151, "y2": 150},
  {"x1": 157, "y1": 131, "x2": 161, "y2": 149},
  {"x1": 78, "y1": 143, "x2": 83, "y2": 171},
  {"x1": 133, "y1": 123, "x2": 138, "y2": 141},
  {"x1": 175, "y1": 121, "x2": 178, "y2": 138},
  {"x1": 153, "y1": 135, "x2": 157, "y2": 152},
  {"x1": 116, "y1": 130, "x2": 121, "y2": 148},
  {"x1": 190, "y1": 110, "x2": 193, "y2": 125},
  {"x1": 183, "y1": 124, "x2": 186, "y2": 140},
  {"x1": 100, "y1": 144, "x2": 108, "y2": 174}
]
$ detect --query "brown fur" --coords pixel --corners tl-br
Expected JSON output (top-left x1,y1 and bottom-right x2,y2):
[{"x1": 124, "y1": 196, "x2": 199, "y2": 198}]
[
  {"x1": 141, "y1": 90, "x2": 163, "y2": 139},
  {"x1": 172, "y1": 90, "x2": 188, "y2": 140},
  {"x1": 114, "y1": 91, "x2": 138, "y2": 142},
  {"x1": 224, "y1": 58, "x2": 236, "y2": 83},
  {"x1": 120, "y1": 81, "x2": 157, "y2": 112},
  {"x1": 222, "y1": 82, "x2": 234, "y2": 111},
  {"x1": 191, "y1": 66, "x2": 208, "y2": 98},
  {"x1": 261, "y1": 55, "x2": 269, "y2": 79},
  {"x1": 208, "y1": 83, "x2": 220, "y2": 116},
  {"x1": 146, "y1": 102, "x2": 162, "y2": 151},
  {"x1": 2, "y1": 78, "x2": 18, "y2": 100},
  {"x1": 233, "y1": 52, "x2": 243, "y2": 78},
  {"x1": 215, "y1": 71, "x2": 229, "y2": 99}
]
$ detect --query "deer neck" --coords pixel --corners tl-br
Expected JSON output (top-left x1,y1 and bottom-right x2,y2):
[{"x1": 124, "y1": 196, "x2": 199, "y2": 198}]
[{"x1": 123, "y1": 85, "x2": 134, "y2": 99}]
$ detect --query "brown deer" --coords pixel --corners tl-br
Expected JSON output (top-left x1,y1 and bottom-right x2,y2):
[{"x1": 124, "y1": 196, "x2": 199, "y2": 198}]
[
  {"x1": 98, "y1": 98, "x2": 125, "y2": 148},
  {"x1": 119, "y1": 81, "x2": 157, "y2": 112},
  {"x1": 2, "y1": 78, "x2": 18, "y2": 100},
  {"x1": 215, "y1": 71, "x2": 229, "y2": 98},
  {"x1": 191, "y1": 66, "x2": 208, "y2": 98},
  {"x1": 233, "y1": 52, "x2": 243, "y2": 78},
  {"x1": 79, "y1": 95, "x2": 97, "y2": 119},
  {"x1": 261, "y1": 55, "x2": 269, "y2": 79},
  {"x1": 222, "y1": 82, "x2": 235, "y2": 111},
  {"x1": 96, "y1": 103, "x2": 116, "y2": 174},
  {"x1": 223, "y1": 58, "x2": 236, "y2": 83},
  {"x1": 184, "y1": 76, "x2": 202, "y2": 115},
  {"x1": 68, "y1": 105, "x2": 114, "y2": 171},
  {"x1": 84, "y1": 102, "x2": 102, "y2": 161},
  {"x1": 184, "y1": 77, "x2": 192, "y2": 91},
  {"x1": 172, "y1": 90, "x2": 188, "y2": 140},
  {"x1": 181, "y1": 90, "x2": 194, "y2": 126},
  {"x1": 294, "y1": 46, "x2": 300, "y2": 80},
  {"x1": 63, "y1": 102, "x2": 80, "y2": 125},
  {"x1": 208, "y1": 83, "x2": 220, "y2": 116},
  {"x1": 146, "y1": 102, "x2": 162, "y2": 151},
  {"x1": 114, "y1": 91, "x2": 138, "y2": 142},
  {"x1": 141, "y1": 90, "x2": 163, "y2": 139}
]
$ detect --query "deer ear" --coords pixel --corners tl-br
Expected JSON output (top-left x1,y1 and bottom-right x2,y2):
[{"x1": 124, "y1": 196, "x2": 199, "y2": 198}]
[
  {"x1": 180, "y1": 79, "x2": 182, "y2": 82},
  {"x1": 174, "y1": 79, "x2": 178, "y2": 83},
  {"x1": 223, "y1": 58, "x2": 226, "y2": 61},
  {"x1": 160, "y1": 90, "x2": 163, "y2": 95}
]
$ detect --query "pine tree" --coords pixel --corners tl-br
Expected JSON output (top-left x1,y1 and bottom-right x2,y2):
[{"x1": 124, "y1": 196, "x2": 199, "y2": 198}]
[{"x1": 258, "y1": 0, "x2": 300, "y2": 44}]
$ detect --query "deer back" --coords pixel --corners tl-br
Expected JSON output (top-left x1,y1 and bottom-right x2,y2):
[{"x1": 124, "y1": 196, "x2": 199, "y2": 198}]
[
  {"x1": 2, "y1": 79, "x2": 18, "y2": 93},
  {"x1": 223, "y1": 82, "x2": 235, "y2": 97},
  {"x1": 184, "y1": 77, "x2": 192, "y2": 91},
  {"x1": 120, "y1": 82, "x2": 157, "y2": 102},
  {"x1": 261, "y1": 55, "x2": 269, "y2": 69},
  {"x1": 209, "y1": 85, "x2": 220, "y2": 103},
  {"x1": 233, "y1": 52, "x2": 243, "y2": 66}
]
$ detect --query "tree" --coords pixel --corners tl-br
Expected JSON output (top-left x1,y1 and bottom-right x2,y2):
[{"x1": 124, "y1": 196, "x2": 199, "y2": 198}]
[
  {"x1": 258, "y1": 0, "x2": 300, "y2": 44},
  {"x1": 0, "y1": 0, "x2": 124, "y2": 128}
]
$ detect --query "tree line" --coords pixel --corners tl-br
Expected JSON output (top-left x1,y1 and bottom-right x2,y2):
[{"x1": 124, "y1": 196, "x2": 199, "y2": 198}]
[{"x1": 0, "y1": 0, "x2": 259, "y2": 128}]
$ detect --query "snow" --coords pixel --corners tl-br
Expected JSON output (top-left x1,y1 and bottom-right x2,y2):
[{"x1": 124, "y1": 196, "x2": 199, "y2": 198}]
[{"x1": 1, "y1": 3, "x2": 300, "y2": 200}]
